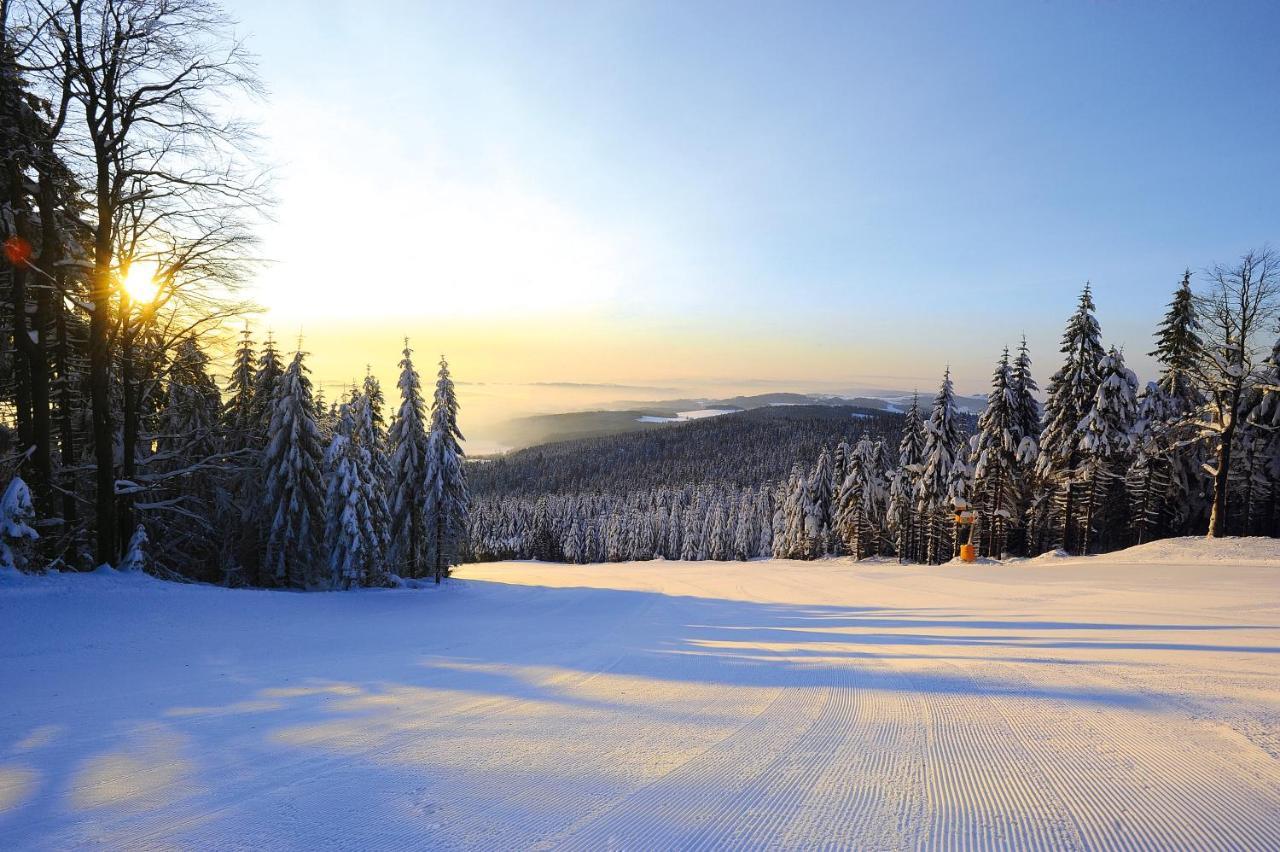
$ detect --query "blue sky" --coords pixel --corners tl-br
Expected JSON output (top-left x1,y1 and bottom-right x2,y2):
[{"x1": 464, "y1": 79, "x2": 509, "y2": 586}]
[{"x1": 225, "y1": 0, "x2": 1280, "y2": 428}]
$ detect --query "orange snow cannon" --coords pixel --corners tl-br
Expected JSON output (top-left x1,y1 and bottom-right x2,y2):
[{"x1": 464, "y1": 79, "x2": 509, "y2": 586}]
[{"x1": 960, "y1": 543, "x2": 976, "y2": 563}]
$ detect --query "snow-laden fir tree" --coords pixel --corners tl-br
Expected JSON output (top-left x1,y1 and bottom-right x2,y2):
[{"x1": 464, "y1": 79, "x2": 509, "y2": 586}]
[
  {"x1": 423, "y1": 356, "x2": 468, "y2": 583},
  {"x1": 388, "y1": 340, "x2": 430, "y2": 578},
  {"x1": 732, "y1": 488, "x2": 756, "y2": 560},
  {"x1": 680, "y1": 499, "x2": 701, "y2": 560},
  {"x1": 916, "y1": 369, "x2": 965, "y2": 564},
  {"x1": 1154, "y1": 271, "x2": 1204, "y2": 406},
  {"x1": 224, "y1": 326, "x2": 257, "y2": 446},
  {"x1": 633, "y1": 505, "x2": 657, "y2": 560},
  {"x1": 835, "y1": 435, "x2": 887, "y2": 559},
  {"x1": 1035, "y1": 284, "x2": 1106, "y2": 553},
  {"x1": 351, "y1": 388, "x2": 392, "y2": 573},
  {"x1": 220, "y1": 327, "x2": 261, "y2": 578},
  {"x1": 1011, "y1": 337, "x2": 1042, "y2": 453},
  {"x1": 530, "y1": 496, "x2": 557, "y2": 561},
  {"x1": 886, "y1": 393, "x2": 925, "y2": 561},
  {"x1": 120, "y1": 525, "x2": 148, "y2": 572},
  {"x1": 0, "y1": 476, "x2": 39, "y2": 572},
  {"x1": 754, "y1": 486, "x2": 774, "y2": 558},
  {"x1": 1127, "y1": 381, "x2": 1178, "y2": 543},
  {"x1": 1149, "y1": 271, "x2": 1209, "y2": 533},
  {"x1": 605, "y1": 511, "x2": 625, "y2": 562},
  {"x1": 777, "y1": 466, "x2": 813, "y2": 559},
  {"x1": 262, "y1": 350, "x2": 326, "y2": 588},
  {"x1": 562, "y1": 516, "x2": 584, "y2": 564},
  {"x1": 251, "y1": 333, "x2": 284, "y2": 443},
  {"x1": 159, "y1": 337, "x2": 222, "y2": 466},
  {"x1": 971, "y1": 349, "x2": 1023, "y2": 557},
  {"x1": 808, "y1": 448, "x2": 835, "y2": 557},
  {"x1": 363, "y1": 367, "x2": 387, "y2": 434},
  {"x1": 323, "y1": 397, "x2": 383, "y2": 588},
  {"x1": 1007, "y1": 338, "x2": 1041, "y2": 555},
  {"x1": 232, "y1": 331, "x2": 284, "y2": 583},
  {"x1": 1077, "y1": 346, "x2": 1138, "y2": 553},
  {"x1": 149, "y1": 337, "x2": 225, "y2": 578},
  {"x1": 665, "y1": 500, "x2": 683, "y2": 559}
]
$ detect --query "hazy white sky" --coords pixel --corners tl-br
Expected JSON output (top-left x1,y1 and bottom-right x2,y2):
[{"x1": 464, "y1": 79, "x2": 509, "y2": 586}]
[{"x1": 221, "y1": 0, "x2": 1280, "y2": 446}]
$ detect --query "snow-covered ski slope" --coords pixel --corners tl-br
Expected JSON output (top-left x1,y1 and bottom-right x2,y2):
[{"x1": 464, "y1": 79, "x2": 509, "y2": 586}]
[{"x1": 2, "y1": 538, "x2": 1278, "y2": 850}]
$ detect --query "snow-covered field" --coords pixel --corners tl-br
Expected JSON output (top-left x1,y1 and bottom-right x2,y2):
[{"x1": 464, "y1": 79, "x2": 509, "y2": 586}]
[{"x1": 2, "y1": 539, "x2": 1279, "y2": 850}]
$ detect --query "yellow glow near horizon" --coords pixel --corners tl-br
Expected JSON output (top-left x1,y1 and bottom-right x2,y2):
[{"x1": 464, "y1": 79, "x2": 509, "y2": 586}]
[{"x1": 122, "y1": 260, "x2": 161, "y2": 304}]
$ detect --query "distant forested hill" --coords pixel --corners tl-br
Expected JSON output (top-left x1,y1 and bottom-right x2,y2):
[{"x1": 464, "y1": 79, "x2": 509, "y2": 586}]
[{"x1": 470, "y1": 405, "x2": 943, "y2": 497}]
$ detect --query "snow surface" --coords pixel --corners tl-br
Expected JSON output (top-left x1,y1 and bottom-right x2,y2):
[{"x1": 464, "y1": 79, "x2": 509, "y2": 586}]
[{"x1": 2, "y1": 540, "x2": 1279, "y2": 849}]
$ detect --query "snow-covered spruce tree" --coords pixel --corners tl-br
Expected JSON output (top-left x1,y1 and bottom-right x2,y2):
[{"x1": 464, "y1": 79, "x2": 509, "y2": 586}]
[
  {"x1": 388, "y1": 340, "x2": 430, "y2": 578},
  {"x1": 1076, "y1": 347, "x2": 1138, "y2": 554},
  {"x1": 251, "y1": 334, "x2": 284, "y2": 442},
  {"x1": 946, "y1": 439, "x2": 973, "y2": 560},
  {"x1": 770, "y1": 480, "x2": 788, "y2": 558},
  {"x1": 886, "y1": 393, "x2": 925, "y2": 561},
  {"x1": 363, "y1": 368, "x2": 387, "y2": 434},
  {"x1": 754, "y1": 486, "x2": 774, "y2": 558},
  {"x1": 781, "y1": 468, "x2": 816, "y2": 559},
  {"x1": 220, "y1": 327, "x2": 260, "y2": 578},
  {"x1": 705, "y1": 496, "x2": 728, "y2": 560},
  {"x1": 236, "y1": 333, "x2": 284, "y2": 584},
  {"x1": 323, "y1": 397, "x2": 383, "y2": 588},
  {"x1": 835, "y1": 435, "x2": 887, "y2": 559},
  {"x1": 262, "y1": 350, "x2": 327, "y2": 588},
  {"x1": 313, "y1": 387, "x2": 338, "y2": 441},
  {"x1": 0, "y1": 476, "x2": 39, "y2": 572},
  {"x1": 665, "y1": 500, "x2": 683, "y2": 559},
  {"x1": 1008, "y1": 338, "x2": 1041, "y2": 555},
  {"x1": 971, "y1": 349, "x2": 1023, "y2": 557},
  {"x1": 424, "y1": 356, "x2": 468, "y2": 583},
  {"x1": 733, "y1": 488, "x2": 755, "y2": 560},
  {"x1": 1035, "y1": 284, "x2": 1106, "y2": 554},
  {"x1": 915, "y1": 369, "x2": 965, "y2": 564},
  {"x1": 530, "y1": 496, "x2": 554, "y2": 560},
  {"x1": 351, "y1": 388, "x2": 392, "y2": 578},
  {"x1": 1155, "y1": 272, "x2": 1204, "y2": 406},
  {"x1": 1011, "y1": 337, "x2": 1042, "y2": 452},
  {"x1": 120, "y1": 525, "x2": 148, "y2": 572},
  {"x1": 224, "y1": 327, "x2": 257, "y2": 447},
  {"x1": 1149, "y1": 271, "x2": 1209, "y2": 534},
  {"x1": 680, "y1": 499, "x2": 701, "y2": 560},
  {"x1": 159, "y1": 338, "x2": 222, "y2": 466},
  {"x1": 1127, "y1": 382, "x2": 1177, "y2": 544},
  {"x1": 152, "y1": 338, "x2": 224, "y2": 579},
  {"x1": 808, "y1": 447, "x2": 835, "y2": 557},
  {"x1": 561, "y1": 516, "x2": 584, "y2": 564}
]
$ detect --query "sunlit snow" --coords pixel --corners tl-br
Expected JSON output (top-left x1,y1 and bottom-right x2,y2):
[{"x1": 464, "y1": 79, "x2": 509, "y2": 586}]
[{"x1": 1, "y1": 538, "x2": 1278, "y2": 848}]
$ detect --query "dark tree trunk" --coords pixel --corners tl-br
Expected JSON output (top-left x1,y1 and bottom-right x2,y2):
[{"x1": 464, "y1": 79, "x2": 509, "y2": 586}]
[
  {"x1": 53, "y1": 277, "x2": 78, "y2": 538},
  {"x1": 434, "y1": 510, "x2": 444, "y2": 584},
  {"x1": 118, "y1": 329, "x2": 137, "y2": 550},
  {"x1": 90, "y1": 164, "x2": 116, "y2": 565},
  {"x1": 1208, "y1": 396, "x2": 1238, "y2": 539}
]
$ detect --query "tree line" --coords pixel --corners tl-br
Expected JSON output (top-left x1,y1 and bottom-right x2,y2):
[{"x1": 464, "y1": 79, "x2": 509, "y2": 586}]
[{"x1": 469, "y1": 262, "x2": 1280, "y2": 564}]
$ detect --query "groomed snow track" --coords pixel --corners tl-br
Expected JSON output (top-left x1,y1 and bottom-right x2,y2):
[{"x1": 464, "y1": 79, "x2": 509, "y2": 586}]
[{"x1": 1, "y1": 538, "x2": 1279, "y2": 849}]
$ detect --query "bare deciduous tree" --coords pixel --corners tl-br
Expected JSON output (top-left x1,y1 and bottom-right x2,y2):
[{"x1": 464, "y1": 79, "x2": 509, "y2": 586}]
[
  {"x1": 16, "y1": 0, "x2": 267, "y2": 563},
  {"x1": 1190, "y1": 247, "x2": 1280, "y2": 538}
]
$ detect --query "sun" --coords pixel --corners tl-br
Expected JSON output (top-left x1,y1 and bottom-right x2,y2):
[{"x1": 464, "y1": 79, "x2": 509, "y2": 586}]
[{"x1": 122, "y1": 260, "x2": 161, "y2": 303}]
